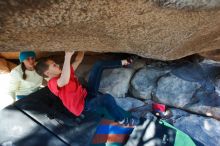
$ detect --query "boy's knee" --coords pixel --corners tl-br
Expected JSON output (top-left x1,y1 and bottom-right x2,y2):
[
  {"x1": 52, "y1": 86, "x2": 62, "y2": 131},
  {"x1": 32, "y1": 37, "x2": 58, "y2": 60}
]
[{"x1": 103, "y1": 94, "x2": 115, "y2": 102}]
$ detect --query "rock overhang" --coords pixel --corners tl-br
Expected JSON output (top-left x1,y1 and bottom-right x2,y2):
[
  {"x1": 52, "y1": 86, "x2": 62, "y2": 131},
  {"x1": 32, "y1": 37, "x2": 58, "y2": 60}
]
[{"x1": 0, "y1": 0, "x2": 220, "y2": 61}]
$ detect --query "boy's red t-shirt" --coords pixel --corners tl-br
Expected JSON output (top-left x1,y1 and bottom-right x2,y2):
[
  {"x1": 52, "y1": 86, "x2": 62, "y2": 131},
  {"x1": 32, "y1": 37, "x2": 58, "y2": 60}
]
[{"x1": 48, "y1": 67, "x2": 87, "y2": 116}]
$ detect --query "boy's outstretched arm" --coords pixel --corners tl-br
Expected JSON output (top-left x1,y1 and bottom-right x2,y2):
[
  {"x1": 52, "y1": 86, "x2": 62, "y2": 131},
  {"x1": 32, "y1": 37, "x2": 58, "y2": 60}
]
[
  {"x1": 72, "y1": 51, "x2": 84, "y2": 71},
  {"x1": 57, "y1": 52, "x2": 74, "y2": 87}
]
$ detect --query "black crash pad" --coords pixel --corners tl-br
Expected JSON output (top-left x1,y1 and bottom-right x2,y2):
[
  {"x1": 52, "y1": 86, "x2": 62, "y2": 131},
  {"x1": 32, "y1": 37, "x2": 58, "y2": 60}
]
[
  {"x1": 1, "y1": 87, "x2": 101, "y2": 146},
  {"x1": 0, "y1": 105, "x2": 66, "y2": 146}
]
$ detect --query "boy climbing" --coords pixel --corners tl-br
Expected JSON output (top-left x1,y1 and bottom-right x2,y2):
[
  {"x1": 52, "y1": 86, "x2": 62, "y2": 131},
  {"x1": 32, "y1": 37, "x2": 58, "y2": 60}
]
[{"x1": 35, "y1": 51, "x2": 140, "y2": 126}]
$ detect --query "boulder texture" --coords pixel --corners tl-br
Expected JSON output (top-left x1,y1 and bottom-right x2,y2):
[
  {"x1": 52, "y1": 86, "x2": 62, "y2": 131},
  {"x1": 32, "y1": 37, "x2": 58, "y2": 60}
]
[
  {"x1": 0, "y1": 0, "x2": 220, "y2": 60},
  {"x1": 170, "y1": 108, "x2": 220, "y2": 146},
  {"x1": 99, "y1": 68, "x2": 135, "y2": 98},
  {"x1": 130, "y1": 66, "x2": 169, "y2": 99},
  {"x1": 154, "y1": 74, "x2": 200, "y2": 107}
]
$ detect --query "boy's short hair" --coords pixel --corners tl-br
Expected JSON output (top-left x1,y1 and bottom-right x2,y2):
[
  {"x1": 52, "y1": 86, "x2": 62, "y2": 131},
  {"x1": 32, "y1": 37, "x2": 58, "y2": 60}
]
[{"x1": 35, "y1": 58, "x2": 50, "y2": 77}]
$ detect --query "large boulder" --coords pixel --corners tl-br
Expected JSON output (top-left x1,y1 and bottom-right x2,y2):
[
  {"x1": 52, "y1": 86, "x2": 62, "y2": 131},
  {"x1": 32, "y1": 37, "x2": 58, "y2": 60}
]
[
  {"x1": 1, "y1": 0, "x2": 220, "y2": 60},
  {"x1": 154, "y1": 71, "x2": 220, "y2": 120},
  {"x1": 187, "y1": 91, "x2": 220, "y2": 120},
  {"x1": 99, "y1": 68, "x2": 135, "y2": 97},
  {"x1": 129, "y1": 60, "x2": 220, "y2": 120},
  {"x1": 170, "y1": 109, "x2": 220, "y2": 146},
  {"x1": 154, "y1": 74, "x2": 200, "y2": 107},
  {"x1": 130, "y1": 67, "x2": 169, "y2": 99}
]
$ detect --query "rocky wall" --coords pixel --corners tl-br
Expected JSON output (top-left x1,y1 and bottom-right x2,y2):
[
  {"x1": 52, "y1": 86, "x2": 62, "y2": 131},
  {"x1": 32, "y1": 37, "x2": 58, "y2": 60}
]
[{"x1": 0, "y1": 0, "x2": 220, "y2": 60}]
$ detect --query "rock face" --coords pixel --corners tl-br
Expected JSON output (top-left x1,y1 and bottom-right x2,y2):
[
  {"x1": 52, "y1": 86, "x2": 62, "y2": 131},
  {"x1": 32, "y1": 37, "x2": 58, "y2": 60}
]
[
  {"x1": 130, "y1": 67, "x2": 169, "y2": 99},
  {"x1": 1, "y1": 0, "x2": 220, "y2": 60},
  {"x1": 151, "y1": 65, "x2": 220, "y2": 120},
  {"x1": 154, "y1": 74, "x2": 200, "y2": 107},
  {"x1": 99, "y1": 68, "x2": 135, "y2": 98},
  {"x1": 170, "y1": 109, "x2": 220, "y2": 146}
]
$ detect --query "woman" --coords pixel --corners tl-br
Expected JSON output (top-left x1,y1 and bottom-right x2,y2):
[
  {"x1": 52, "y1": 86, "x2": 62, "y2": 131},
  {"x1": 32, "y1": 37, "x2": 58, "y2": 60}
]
[{"x1": 8, "y1": 51, "x2": 43, "y2": 101}]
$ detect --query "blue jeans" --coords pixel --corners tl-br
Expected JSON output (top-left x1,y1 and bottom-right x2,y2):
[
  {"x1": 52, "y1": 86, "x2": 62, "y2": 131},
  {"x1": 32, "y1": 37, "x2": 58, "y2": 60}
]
[{"x1": 85, "y1": 60, "x2": 125, "y2": 121}]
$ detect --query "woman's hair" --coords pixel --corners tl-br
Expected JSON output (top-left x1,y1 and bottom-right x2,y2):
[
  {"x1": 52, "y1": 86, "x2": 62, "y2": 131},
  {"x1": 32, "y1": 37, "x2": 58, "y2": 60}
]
[
  {"x1": 21, "y1": 62, "x2": 27, "y2": 80},
  {"x1": 35, "y1": 58, "x2": 50, "y2": 77}
]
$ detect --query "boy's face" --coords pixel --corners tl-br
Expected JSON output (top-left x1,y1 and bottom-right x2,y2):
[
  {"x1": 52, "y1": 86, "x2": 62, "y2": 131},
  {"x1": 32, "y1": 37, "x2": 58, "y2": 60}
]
[{"x1": 44, "y1": 60, "x2": 62, "y2": 78}]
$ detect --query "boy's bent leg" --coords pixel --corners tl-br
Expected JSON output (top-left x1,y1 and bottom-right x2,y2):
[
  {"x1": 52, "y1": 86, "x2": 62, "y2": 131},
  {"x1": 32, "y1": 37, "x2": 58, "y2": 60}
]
[
  {"x1": 87, "y1": 60, "x2": 122, "y2": 97},
  {"x1": 86, "y1": 93, "x2": 125, "y2": 121},
  {"x1": 86, "y1": 94, "x2": 141, "y2": 126},
  {"x1": 98, "y1": 94, "x2": 125, "y2": 121}
]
